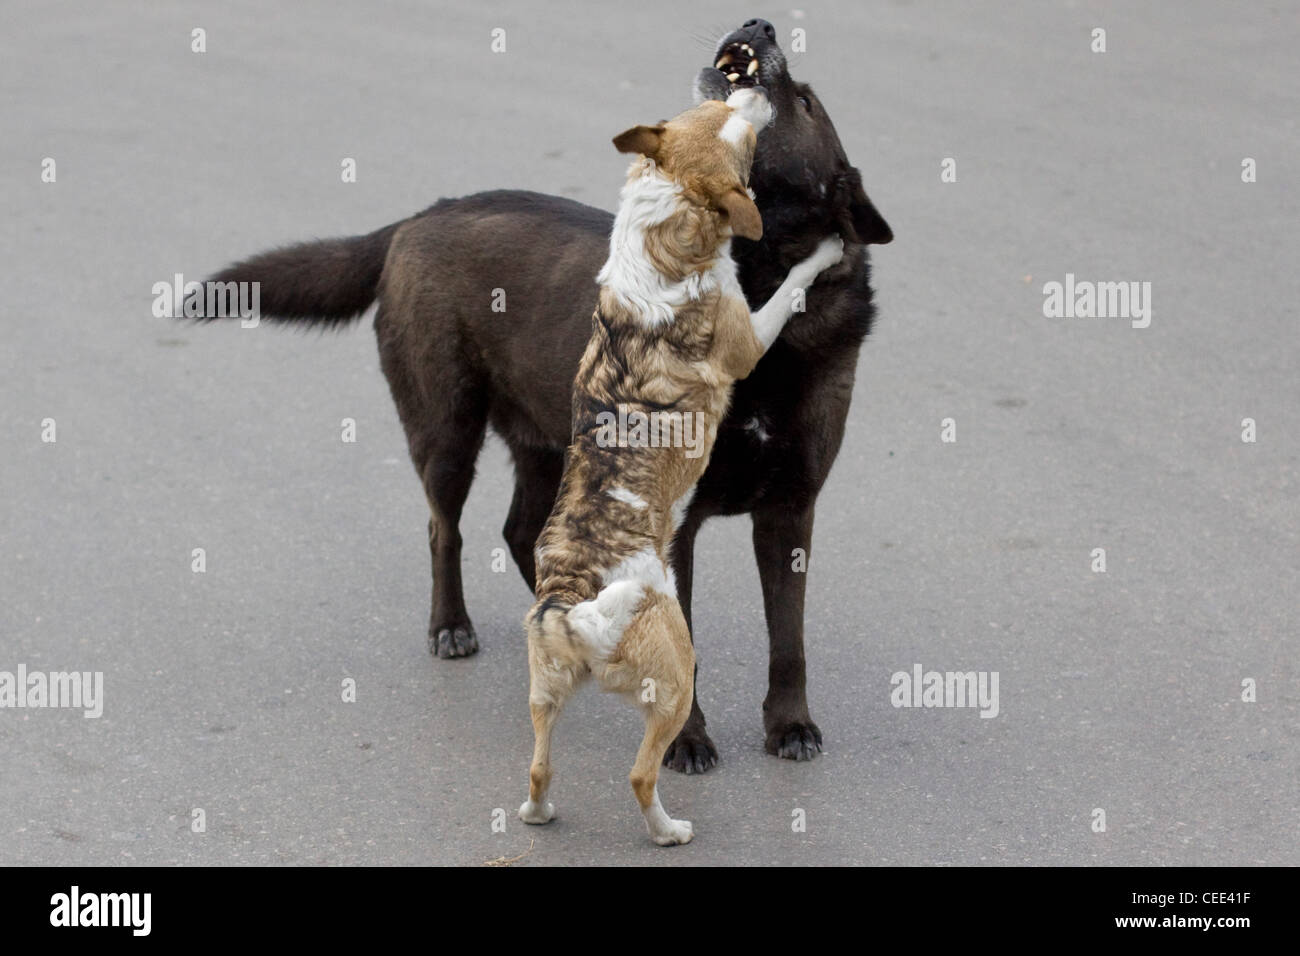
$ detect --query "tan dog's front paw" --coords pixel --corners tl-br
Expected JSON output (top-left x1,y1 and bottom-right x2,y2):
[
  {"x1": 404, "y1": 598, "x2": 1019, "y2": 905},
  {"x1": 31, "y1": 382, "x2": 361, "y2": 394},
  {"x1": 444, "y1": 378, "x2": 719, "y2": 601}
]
[
  {"x1": 809, "y1": 235, "x2": 845, "y2": 273},
  {"x1": 789, "y1": 236, "x2": 845, "y2": 290}
]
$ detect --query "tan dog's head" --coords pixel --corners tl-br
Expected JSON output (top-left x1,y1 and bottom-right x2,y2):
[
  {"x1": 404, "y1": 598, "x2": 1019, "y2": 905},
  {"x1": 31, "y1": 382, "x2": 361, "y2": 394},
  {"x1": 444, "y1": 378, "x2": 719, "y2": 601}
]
[{"x1": 612, "y1": 88, "x2": 771, "y2": 243}]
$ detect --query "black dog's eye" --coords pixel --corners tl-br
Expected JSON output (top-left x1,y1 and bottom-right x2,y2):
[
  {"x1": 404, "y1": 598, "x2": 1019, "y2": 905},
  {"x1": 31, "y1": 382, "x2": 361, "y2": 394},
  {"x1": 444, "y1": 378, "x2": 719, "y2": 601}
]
[{"x1": 797, "y1": 95, "x2": 812, "y2": 112}]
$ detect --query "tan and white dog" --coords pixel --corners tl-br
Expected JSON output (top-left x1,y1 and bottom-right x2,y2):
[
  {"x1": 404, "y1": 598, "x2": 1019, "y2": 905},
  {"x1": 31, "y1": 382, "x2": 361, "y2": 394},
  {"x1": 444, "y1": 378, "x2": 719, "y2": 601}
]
[{"x1": 519, "y1": 88, "x2": 843, "y2": 845}]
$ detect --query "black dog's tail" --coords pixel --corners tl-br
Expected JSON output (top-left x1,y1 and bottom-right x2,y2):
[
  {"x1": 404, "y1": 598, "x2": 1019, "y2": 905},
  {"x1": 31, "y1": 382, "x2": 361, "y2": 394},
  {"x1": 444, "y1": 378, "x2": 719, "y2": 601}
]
[{"x1": 196, "y1": 219, "x2": 406, "y2": 327}]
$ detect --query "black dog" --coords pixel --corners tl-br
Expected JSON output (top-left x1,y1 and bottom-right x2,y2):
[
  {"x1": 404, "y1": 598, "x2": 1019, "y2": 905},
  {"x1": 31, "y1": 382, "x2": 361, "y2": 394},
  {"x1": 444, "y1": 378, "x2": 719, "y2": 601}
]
[{"x1": 200, "y1": 19, "x2": 892, "y2": 772}]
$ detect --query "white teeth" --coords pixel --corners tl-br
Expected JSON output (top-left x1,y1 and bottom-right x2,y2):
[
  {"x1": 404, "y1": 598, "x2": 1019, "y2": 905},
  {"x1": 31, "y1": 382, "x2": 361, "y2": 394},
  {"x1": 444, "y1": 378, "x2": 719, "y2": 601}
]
[{"x1": 717, "y1": 43, "x2": 757, "y2": 81}]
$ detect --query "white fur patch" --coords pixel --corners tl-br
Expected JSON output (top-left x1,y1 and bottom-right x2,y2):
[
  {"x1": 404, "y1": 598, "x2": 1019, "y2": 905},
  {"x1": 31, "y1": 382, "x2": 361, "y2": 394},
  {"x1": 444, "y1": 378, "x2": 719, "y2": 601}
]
[
  {"x1": 607, "y1": 486, "x2": 648, "y2": 509},
  {"x1": 642, "y1": 786, "x2": 694, "y2": 845},
  {"x1": 719, "y1": 112, "x2": 752, "y2": 146},
  {"x1": 725, "y1": 87, "x2": 772, "y2": 129},
  {"x1": 519, "y1": 799, "x2": 555, "y2": 825},
  {"x1": 562, "y1": 544, "x2": 680, "y2": 662},
  {"x1": 597, "y1": 168, "x2": 722, "y2": 328},
  {"x1": 567, "y1": 579, "x2": 644, "y2": 660},
  {"x1": 602, "y1": 545, "x2": 676, "y2": 598}
]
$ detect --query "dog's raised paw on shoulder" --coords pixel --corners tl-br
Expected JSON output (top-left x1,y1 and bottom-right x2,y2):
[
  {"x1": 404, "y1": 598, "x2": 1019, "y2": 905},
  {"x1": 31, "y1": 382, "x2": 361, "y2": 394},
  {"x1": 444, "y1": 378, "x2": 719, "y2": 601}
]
[{"x1": 811, "y1": 235, "x2": 845, "y2": 272}]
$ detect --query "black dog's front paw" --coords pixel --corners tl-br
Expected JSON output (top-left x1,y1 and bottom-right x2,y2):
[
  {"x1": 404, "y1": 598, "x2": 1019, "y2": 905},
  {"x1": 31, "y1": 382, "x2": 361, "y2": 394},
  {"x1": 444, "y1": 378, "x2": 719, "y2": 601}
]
[
  {"x1": 765, "y1": 718, "x2": 823, "y2": 761},
  {"x1": 663, "y1": 725, "x2": 719, "y2": 774},
  {"x1": 427, "y1": 623, "x2": 479, "y2": 659}
]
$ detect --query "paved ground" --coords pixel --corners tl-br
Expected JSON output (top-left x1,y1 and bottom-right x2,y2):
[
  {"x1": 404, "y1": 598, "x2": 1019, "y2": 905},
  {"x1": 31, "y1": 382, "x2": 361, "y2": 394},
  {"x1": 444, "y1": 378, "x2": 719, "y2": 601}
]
[{"x1": 1, "y1": 1, "x2": 1296, "y2": 866}]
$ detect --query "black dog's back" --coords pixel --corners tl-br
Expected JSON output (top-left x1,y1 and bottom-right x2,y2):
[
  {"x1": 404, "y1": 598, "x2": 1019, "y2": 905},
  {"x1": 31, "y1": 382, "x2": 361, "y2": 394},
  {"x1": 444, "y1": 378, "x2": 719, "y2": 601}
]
[
  {"x1": 202, "y1": 189, "x2": 612, "y2": 453},
  {"x1": 376, "y1": 191, "x2": 611, "y2": 448},
  {"x1": 204, "y1": 189, "x2": 608, "y2": 338}
]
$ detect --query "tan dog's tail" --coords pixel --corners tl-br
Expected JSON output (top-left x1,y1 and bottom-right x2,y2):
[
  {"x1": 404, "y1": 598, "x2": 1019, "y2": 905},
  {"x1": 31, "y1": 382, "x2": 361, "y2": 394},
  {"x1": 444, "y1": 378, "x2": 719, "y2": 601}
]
[{"x1": 528, "y1": 581, "x2": 645, "y2": 666}]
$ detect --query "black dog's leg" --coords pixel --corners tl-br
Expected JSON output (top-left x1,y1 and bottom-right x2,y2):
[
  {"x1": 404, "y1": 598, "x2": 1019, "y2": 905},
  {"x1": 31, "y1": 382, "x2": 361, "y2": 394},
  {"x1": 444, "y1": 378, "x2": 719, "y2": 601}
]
[
  {"x1": 421, "y1": 427, "x2": 486, "y2": 658},
  {"x1": 503, "y1": 445, "x2": 564, "y2": 592},
  {"x1": 753, "y1": 502, "x2": 822, "y2": 760},
  {"x1": 662, "y1": 515, "x2": 720, "y2": 774},
  {"x1": 403, "y1": 389, "x2": 487, "y2": 660},
  {"x1": 376, "y1": 310, "x2": 487, "y2": 660}
]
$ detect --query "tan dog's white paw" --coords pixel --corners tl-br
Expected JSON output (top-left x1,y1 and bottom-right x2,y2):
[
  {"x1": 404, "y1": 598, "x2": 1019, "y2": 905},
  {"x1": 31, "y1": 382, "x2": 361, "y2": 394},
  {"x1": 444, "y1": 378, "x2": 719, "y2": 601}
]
[
  {"x1": 809, "y1": 235, "x2": 845, "y2": 273},
  {"x1": 652, "y1": 819, "x2": 694, "y2": 846},
  {"x1": 789, "y1": 236, "x2": 845, "y2": 290},
  {"x1": 519, "y1": 799, "x2": 556, "y2": 825}
]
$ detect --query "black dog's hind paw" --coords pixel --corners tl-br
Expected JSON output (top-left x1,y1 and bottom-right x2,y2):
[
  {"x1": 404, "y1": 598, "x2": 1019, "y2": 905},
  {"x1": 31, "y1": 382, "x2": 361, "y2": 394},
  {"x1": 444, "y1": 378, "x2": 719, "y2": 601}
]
[
  {"x1": 663, "y1": 728, "x2": 719, "y2": 774},
  {"x1": 765, "y1": 719, "x2": 823, "y2": 761},
  {"x1": 428, "y1": 624, "x2": 479, "y2": 659}
]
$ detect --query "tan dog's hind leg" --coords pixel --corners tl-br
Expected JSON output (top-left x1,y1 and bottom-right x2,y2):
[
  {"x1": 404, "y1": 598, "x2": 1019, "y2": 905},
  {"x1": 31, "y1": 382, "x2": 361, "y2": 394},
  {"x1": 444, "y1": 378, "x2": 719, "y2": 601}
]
[
  {"x1": 630, "y1": 696, "x2": 695, "y2": 845},
  {"x1": 519, "y1": 630, "x2": 585, "y2": 825},
  {"x1": 620, "y1": 594, "x2": 696, "y2": 845},
  {"x1": 519, "y1": 697, "x2": 561, "y2": 824}
]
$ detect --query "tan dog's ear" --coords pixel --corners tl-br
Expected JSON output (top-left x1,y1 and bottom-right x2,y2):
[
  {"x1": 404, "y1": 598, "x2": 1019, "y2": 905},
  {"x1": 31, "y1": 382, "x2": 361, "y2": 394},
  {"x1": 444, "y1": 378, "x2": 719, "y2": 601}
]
[
  {"x1": 612, "y1": 124, "x2": 665, "y2": 158},
  {"x1": 718, "y1": 188, "x2": 763, "y2": 241}
]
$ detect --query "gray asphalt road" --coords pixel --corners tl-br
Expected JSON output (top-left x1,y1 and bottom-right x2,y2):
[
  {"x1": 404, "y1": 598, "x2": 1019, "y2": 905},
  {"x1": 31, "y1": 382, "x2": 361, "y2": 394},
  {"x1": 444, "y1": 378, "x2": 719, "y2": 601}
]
[{"x1": 2, "y1": 0, "x2": 1296, "y2": 866}]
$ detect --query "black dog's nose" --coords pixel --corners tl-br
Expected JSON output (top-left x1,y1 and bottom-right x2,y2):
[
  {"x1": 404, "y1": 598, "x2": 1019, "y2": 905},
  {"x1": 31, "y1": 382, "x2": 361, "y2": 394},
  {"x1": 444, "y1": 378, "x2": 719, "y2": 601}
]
[{"x1": 741, "y1": 18, "x2": 777, "y2": 42}]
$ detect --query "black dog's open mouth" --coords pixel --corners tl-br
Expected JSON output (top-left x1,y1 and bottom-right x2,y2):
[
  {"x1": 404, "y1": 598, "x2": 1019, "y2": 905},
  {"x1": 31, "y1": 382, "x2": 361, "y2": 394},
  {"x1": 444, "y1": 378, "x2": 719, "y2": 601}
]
[{"x1": 714, "y1": 42, "x2": 761, "y2": 90}]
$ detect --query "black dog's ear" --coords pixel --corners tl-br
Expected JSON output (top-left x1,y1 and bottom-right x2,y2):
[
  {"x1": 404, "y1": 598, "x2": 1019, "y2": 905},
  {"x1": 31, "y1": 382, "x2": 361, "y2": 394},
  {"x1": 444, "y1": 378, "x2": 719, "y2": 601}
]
[
  {"x1": 613, "y1": 124, "x2": 666, "y2": 159},
  {"x1": 835, "y1": 167, "x2": 893, "y2": 245}
]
